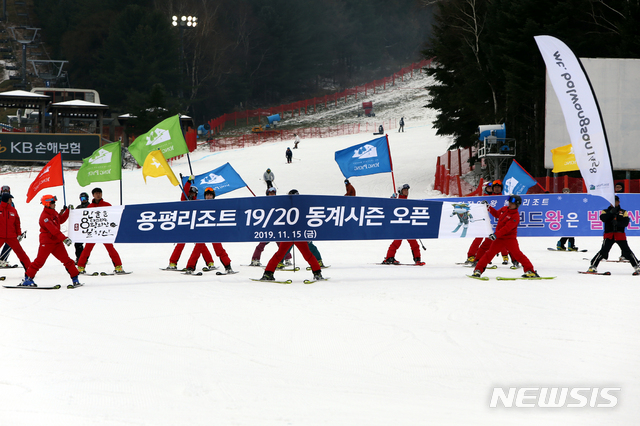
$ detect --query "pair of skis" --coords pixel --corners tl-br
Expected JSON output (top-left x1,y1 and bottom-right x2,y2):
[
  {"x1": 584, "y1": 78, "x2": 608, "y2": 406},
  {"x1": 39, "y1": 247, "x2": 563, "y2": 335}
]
[
  {"x1": 250, "y1": 277, "x2": 329, "y2": 285},
  {"x1": 467, "y1": 275, "x2": 556, "y2": 281},
  {"x1": 3, "y1": 283, "x2": 84, "y2": 290}
]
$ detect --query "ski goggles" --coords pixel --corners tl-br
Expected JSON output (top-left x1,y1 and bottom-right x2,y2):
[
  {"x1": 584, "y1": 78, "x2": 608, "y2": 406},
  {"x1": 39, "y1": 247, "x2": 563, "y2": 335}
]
[
  {"x1": 43, "y1": 195, "x2": 57, "y2": 204},
  {"x1": 1, "y1": 185, "x2": 9, "y2": 192}
]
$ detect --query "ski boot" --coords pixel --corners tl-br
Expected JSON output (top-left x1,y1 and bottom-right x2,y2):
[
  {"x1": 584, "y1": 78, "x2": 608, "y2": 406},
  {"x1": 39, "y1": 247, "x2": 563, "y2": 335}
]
[
  {"x1": 382, "y1": 257, "x2": 400, "y2": 265},
  {"x1": 502, "y1": 255, "x2": 509, "y2": 265},
  {"x1": 471, "y1": 270, "x2": 482, "y2": 278},
  {"x1": 522, "y1": 270, "x2": 540, "y2": 278},
  {"x1": 114, "y1": 265, "x2": 126, "y2": 274},
  {"x1": 184, "y1": 267, "x2": 195, "y2": 274},
  {"x1": 276, "y1": 262, "x2": 285, "y2": 269},
  {"x1": 0, "y1": 260, "x2": 7, "y2": 267},
  {"x1": 70, "y1": 275, "x2": 81, "y2": 287},
  {"x1": 633, "y1": 266, "x2": 640, "y2": 276},
  {"x1": 166, "y1": 262, "x2": 178, "y2": 270},
  {"x1": 464, "y1": 256, "x2": 475, "y2": 266},
  {"x1": 587, "y1": 266, "x2": 597, "y2": 273},
  {"x1": 284, "y1": 259, "x2": 292, "y2": 266},
  {"x1": 556, "y1": 241, "x2": 566, "y2": 251},
  {"x1": 225, "y1": 264, "x2": 234, "y2": 273},
  {"x1": 77, "y1": 266, "x2": 86, "y2": 274},
  {"x1": 318, "y1": 259, "x2": 325, "y2": 268},
  {"x1": 260, "y1": 271, "x2": 275, "y2": 281},
  {"x1": 568, "y1": 241, "x2": 578, "y2": 251},
  {"x1": 510, "y1": 261, "x2": 521, "y2": 270},
  {"x1": 312, "y1": 271, "x2": 325, "y2": 281},
  {"x1": 414, "y1": 257, "x2": 425, "y2": 266},
  {"x1": 249, "y1": 259, "x2": 262, "y2": 267},
  {"x1": 19, "y1": 276, "x2": 37, "y2": 287}
]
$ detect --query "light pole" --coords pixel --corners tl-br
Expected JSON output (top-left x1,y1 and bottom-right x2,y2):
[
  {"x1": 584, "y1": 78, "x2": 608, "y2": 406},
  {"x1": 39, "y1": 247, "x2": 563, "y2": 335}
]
[{"x1": 172, "y1": 15, "x2": 197, "y2": 99}]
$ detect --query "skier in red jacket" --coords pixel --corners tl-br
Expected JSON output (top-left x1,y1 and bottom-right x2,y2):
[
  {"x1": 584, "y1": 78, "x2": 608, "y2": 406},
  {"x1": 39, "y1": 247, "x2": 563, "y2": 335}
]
[
  {"x1": 21, "y1": 195, "x2": 80, "y2": 287},
  {"x1": 382, "y1": 184, "x2": 423, "y2": 265},
  {"x1": 471, "y1": 195, "x2": 539, "y2": 278},
  {"x1": 0, "y1": 192, "x2": 31, "y2": 272},
  {"x1": 76, "y1": 188, "x2": 125, "y2": 274}
]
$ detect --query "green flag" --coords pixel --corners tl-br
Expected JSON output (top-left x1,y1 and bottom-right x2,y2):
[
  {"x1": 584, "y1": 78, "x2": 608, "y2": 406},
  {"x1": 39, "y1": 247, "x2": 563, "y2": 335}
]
[
  {"x1": 76, "y1": 141, "x2": 122, "y2": 187},
  {"x1": 127, "y1": 114, "x2": 188, "y2": 165}
]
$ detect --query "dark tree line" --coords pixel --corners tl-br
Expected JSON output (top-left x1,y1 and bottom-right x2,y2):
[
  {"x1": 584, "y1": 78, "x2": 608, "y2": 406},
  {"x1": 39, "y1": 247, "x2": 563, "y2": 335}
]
[
  {"x1": 33, "y1": 0, "x2": 434, "y2": 131},
  {"x1": 423, "y1": 0, "x2": 640, "y2": 175}
]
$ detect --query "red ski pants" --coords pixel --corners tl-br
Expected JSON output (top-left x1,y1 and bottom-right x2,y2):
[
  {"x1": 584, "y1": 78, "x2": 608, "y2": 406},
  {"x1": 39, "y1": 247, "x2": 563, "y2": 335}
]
[
  {"x1": 77, "y1": 243, "x2": 122, "y2": 268},
  {"x1": 386, "y1": 239, "x2": 420, "y2": 260},
  {"x1": 474, "y1": 238, "x2": 533, "y2": 273},
  {"x1": 27, "y1": 242, "x2": 79, "y2": 278},
  {"x1": 265, "y1": 242, "x2": 320, "y2": 273},
  {"x1": 0, "y1": 237, "x2": 31, "y2": 270}
]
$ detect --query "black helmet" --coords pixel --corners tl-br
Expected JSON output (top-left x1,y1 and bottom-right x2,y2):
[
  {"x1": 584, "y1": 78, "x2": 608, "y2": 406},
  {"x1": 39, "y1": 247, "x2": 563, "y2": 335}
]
[
  {"x1": 402, "y1": 183, "x2": 410, "y2": 190},
  {"x1": 507, "y1": 195, "x2": 522, "y2": 207},
  {"x1": 204, "y1": 187, "x2": 215, "y2": 198},
  {"x1": 288, "y1": 189, "x2": 299, "y2": 195}
]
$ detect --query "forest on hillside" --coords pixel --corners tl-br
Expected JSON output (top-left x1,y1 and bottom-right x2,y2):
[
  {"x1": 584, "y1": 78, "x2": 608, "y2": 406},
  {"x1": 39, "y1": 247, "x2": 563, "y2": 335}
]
[
  {"x1": 32, "y1": 0, "x2": 434, "y2": 127},
  {"x1": 423, "y1": 0, "x2": 640, "y2": 175}
]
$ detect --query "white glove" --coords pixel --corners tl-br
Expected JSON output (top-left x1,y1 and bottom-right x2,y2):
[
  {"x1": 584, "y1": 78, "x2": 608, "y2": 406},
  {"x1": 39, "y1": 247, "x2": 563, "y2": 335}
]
[
  {"x1": 17, "y1": 232, "x2": 26, "y2": 242},
  {"x1": 68, "y1": 204, "x2": 74, "y2": 210},
  {"x1": 481, "y1": 200, "x2": 489, "y2": 205},
  {"x1": 189, "y1": 175, "x2": 195, "y2": 181},
  {"x1": 489, "y1": 233, "x2": 496, "y2": 241},
  {"x1": 63, "y1": 238, "x2": 72, "y2": 246}
]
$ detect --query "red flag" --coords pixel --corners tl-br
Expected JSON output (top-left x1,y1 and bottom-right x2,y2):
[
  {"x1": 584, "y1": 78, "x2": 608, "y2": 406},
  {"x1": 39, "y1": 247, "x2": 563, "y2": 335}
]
[{"x1": 26, "y1": 153, "x2": 64, "y2": 203}]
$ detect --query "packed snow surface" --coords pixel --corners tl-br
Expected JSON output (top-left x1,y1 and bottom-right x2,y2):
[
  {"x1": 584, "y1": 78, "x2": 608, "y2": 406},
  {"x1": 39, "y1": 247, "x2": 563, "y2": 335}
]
[{"x1": 0, "y1": 73, "x2": 638, "y2": 425}]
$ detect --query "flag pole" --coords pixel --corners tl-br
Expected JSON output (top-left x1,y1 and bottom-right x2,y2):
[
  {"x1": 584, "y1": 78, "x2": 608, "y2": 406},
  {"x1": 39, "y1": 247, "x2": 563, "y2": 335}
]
[
  {"x1": 60, "y1": 152, "x2": 67, "y2": 207},
  {"x1": 245, "y1": 185, "x2": 256, "y2": 197},
  {"x1": 119, "y1": 140, "x2": 123, "y2": 205},
  {"x1": 386, "y1": 134, "x2": 396, "y2": 193}
]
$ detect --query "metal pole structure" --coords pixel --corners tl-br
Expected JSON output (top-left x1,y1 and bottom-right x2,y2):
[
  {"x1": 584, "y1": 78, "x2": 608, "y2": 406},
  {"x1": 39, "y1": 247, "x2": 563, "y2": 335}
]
[
  {"x1": 21, "y1": 43, "x2": 27, "y2": 87},
  {"x1": 172, "y1": 15, "x2": 197, "y2": 100},
  {"x1": 2, "y1": 0, "x2": 6, "y2": 21},
  {"x1": 179, "y1": 25, "x2": 184, "y2": 98}
]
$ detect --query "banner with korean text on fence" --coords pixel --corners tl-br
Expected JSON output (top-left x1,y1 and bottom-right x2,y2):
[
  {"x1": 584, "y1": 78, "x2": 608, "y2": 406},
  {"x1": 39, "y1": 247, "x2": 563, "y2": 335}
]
[
  {"x1": 432, "y1": 193, "x2": 640, "y2": 237},
  {"x1": 68, "y1": 195, "x2": 497, "y2": 243},
  {"x1": 68, "y1": 194, "x2": 640, "y2": 244}
]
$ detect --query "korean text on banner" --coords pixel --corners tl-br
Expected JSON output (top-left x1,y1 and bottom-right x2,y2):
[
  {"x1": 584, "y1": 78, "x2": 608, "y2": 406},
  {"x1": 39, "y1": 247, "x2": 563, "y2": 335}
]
[
  {"x1": 127, "y1": 115, "x2": 188, "y2": 165},
  {"x1": 69, "y1": 205, "x2": 125, "y2": 243},
  {"x1": 534, "y1": 35, "x2": 614, "y2": 205},
  {"x1": 334, "y1": 136, "x2": 392, "y2": 178}
]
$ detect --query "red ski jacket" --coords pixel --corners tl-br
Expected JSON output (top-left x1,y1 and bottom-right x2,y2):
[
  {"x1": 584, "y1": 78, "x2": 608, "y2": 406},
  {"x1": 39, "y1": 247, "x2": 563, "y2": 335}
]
[
  {"x1": 488, "y1": 205, "x2": 520, "y2": 240},
  {"x1": 0, "y1": 202, "x2": 23, "y2": 238},
  {"x1": 38, "y1": 207, "x2": 70, "y2": 244}
]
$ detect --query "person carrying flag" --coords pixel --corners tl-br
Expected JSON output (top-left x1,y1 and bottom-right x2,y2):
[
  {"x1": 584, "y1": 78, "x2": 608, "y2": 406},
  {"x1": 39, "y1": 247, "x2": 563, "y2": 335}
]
[
  {"x1": 76, "y1": 188, "x2": 126, "y2": 274},
  {"x1": 21, "y1": 195, "x2": 80, "y2": 287}
]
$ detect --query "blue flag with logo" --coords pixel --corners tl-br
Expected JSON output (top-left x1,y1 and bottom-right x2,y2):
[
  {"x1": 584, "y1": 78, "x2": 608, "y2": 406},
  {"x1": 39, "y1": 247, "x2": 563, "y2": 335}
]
[
  {"x1": 502, "y1": 160, "x2": 538, "y2": 195},
  {"x1": 334, "y1": 136, "x2": 393, "y2": 178},
  {"x1": 181, "y1": 162, "x2": 247, "y2": 198}
]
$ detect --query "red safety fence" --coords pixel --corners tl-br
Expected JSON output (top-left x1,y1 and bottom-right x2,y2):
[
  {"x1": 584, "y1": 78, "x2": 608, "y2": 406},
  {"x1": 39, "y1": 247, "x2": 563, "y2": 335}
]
[
  {"x1": 204, "y1": 121, "x2": 397, "y2": 152},
  {"x1": 434, "y1": 148, "x2": 639, "y2": 196},
  {"x1": 207, "y1": 59, "x2": 434, "y2": 134}
]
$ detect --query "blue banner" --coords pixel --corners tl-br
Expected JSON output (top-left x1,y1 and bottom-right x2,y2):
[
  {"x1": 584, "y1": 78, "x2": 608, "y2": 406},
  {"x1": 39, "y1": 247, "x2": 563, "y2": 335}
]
[
  {"x1": 334, "y1": 136, "x2": 392, "y2": 178},
  {"x1": 181, "y1": 163, "x2": 247, "y2": 198},
  {"x1": 502, "y1": 160, "x2": 538, "y2": 195},
  {"x1": 432, "y1": 193, "x2": 640, "y2": 237}
]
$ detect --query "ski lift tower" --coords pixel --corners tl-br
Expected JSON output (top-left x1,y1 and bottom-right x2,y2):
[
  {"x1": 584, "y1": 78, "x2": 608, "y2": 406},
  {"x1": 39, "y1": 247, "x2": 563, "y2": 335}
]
[
  {"x1": 476, "y1": 124, "x2": 517, "y2": 181},
  {"x1": 8, "y1": 26, "x2": 39, "y2": 89}
]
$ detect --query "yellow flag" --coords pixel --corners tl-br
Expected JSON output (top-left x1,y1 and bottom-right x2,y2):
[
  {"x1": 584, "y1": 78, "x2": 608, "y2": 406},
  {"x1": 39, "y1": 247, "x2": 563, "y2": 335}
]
[
  {"x1": 142, "y1": 150, "x2": 180, "y2": 186},
  {"x1": 551, "y1": 144, "x2": 579, "y2": 173}
]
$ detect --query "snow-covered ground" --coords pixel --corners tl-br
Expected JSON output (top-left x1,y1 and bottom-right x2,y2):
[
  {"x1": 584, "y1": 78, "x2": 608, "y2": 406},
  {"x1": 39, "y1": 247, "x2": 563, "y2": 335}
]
[{"x1": 1, "y1": 73, "x2": 639, "y2": 426}]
